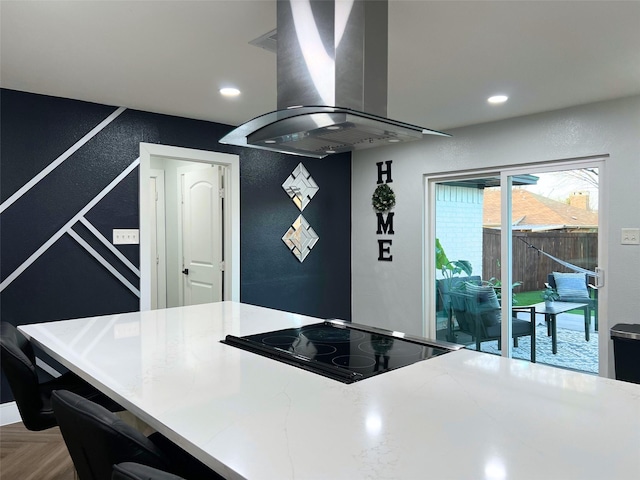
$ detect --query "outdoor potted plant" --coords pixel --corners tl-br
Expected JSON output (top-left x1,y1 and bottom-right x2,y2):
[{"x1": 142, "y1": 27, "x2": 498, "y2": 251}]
[
  {"x1": 542, "y1": 286, "x2": 560, "y2": 307},
  {"x1": 435, "y1": 238, "x2": 473, "y2": 281},
  {"x1": 486, "y1": 268, "x2": 523, "y2": 305},
  {"x1": 435, "y1": 239, "x2": 474, "y2": 341}
]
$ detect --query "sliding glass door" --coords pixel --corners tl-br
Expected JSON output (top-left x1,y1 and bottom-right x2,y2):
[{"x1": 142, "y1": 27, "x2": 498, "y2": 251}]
[
  {"x1": 433, "y1": 178, "x2": 495, "y2": 346},
  {"x1": 429, "y1": 159, "x2": 603, "y2": 374}
]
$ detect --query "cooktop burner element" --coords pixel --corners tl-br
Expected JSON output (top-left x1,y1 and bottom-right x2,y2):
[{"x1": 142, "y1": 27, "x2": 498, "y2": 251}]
[{"x1": 222, "y1": 320, "x2": 461, "y2": 384}]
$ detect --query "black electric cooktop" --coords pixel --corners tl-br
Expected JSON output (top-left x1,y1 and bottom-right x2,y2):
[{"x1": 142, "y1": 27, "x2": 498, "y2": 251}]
[{"x1": 222, "y1": 320, "x2": 460, "y2": 384}]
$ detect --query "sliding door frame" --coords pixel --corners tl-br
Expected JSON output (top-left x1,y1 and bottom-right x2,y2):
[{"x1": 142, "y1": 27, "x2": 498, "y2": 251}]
[
  {"x1": 424, "y1": 167, "x2": 501, "y2": 339},
  {"x1": 425, "y1": 156, "x2": 607, "y2": 374}
]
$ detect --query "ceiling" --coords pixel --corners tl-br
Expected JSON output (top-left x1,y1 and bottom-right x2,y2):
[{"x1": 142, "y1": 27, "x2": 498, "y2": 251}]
[{"x1": 2, "y1": 0, "x2": 639, "y2": 132}]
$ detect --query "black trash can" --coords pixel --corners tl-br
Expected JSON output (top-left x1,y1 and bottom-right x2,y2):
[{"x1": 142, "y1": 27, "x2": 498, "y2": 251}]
[{"x1": 610, "y1": 323, "x2": 640, "y2": 384}]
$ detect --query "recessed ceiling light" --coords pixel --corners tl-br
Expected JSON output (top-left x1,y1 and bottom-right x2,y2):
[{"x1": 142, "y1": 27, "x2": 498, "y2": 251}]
[
  {"x1": 488, "y1": 95, "x2": 508, "y2": 104},
  {"x1": 220, "y1": 87, "x2": 241, "y2": 97},
  {"x1": 388, "y1": 138, "x2": 400, "y2": 143},
  {"x1": 326, "y1": 150, "x2": 336, "y2": 154},
  {"x1": 264, "y1": 140, "x2": 277, "y2": 144}
]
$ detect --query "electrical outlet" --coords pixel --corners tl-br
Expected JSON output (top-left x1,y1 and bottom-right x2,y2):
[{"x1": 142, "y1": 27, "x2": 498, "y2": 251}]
[
  {"x1": 113, "y1": 229, "x2": 139, "y2": 245},
  {"x1": 621, "y1": 228, "x2": 640, "y2": 245}
]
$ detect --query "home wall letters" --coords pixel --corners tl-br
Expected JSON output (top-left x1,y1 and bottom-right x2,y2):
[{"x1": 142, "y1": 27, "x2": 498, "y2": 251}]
[{"x1": 373, "y1": 160, "x2": 394, "y2": 262}]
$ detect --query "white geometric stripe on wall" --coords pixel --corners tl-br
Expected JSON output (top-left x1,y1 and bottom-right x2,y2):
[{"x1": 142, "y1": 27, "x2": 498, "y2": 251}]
[
  {"x1": 0, "y1": 107, "x2": 127, "y2": 215},
  {"x1": 282, "y1": 162, "x2": 319, "y2": 211},
  {"x1": 282, "y1": 215, "x2": 319, "y2": 263},
  {"x1": 0, "y1": 159, "x2": 140, "y2": 293},
  {"x1": 79, "y1": 217, "x2": 140, "y2": 276},
  {"x1": 67, "y1": 228, "x2": 140, "y2": 297}
]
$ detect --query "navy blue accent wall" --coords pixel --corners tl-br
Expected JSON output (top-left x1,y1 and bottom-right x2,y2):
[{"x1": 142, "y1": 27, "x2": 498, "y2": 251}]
[
  {"x1": 0, "y1": 89, "x2": 351, "y2": 403},
  {"x1": 240, "y1": 148, "x2": 351, "y2": 319}
]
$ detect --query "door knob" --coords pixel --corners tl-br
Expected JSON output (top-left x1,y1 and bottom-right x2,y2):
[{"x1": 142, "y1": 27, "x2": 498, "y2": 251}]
[{"x1": 182, "y1": 268, "x2": 189, "y2": 275}]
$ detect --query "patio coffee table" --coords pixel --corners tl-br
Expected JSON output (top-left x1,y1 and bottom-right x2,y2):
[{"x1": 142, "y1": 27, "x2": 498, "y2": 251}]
[{"x1": 531, "y1": 302, "x2": 589, "y2": 354}]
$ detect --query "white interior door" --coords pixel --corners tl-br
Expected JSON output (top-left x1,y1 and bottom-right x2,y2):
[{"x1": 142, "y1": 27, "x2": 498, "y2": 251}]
[
  {"x1": 149, "y1": 169, "x2": 166, "y2": 309},
  {"x1": 181, "y1": 166, "x2": 222, "y2": 305}
]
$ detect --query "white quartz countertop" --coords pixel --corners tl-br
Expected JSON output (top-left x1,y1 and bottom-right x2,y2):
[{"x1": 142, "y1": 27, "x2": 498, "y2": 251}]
[{"x1": 20, "y1": 302, "x2": 640, "y2": 479}]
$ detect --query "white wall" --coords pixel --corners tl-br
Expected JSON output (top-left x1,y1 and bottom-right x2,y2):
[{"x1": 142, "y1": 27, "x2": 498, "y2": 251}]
[
  {"x1": 352, "y1": 95, "x2": 640, "y2": 377},
  {"x1": 435, "y1": 184, "x2": 484, "y2": 279}
]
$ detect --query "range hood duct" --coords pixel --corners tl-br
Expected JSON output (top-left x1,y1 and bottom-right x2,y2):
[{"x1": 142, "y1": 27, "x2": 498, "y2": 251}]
[{"x1": 220, "y1": 0, "x2": 449, "y2": 158}]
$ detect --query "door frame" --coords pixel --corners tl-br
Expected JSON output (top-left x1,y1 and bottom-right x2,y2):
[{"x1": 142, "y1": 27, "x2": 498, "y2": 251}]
[
  {"x1": 425, "y1": 156, "x2": 607, "y2": 374},
  {"x1": 139, "y1": 143, "x2": 240, "y2": 310},
  {"x1": 149, "y1": 168, "x2": 167, "y2": 309},
  {"x1": 425, "y1": 168, "x2": 500, "y2": 339}
]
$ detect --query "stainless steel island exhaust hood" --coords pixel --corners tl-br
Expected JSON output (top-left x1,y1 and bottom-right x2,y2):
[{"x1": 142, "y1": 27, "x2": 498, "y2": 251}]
[{"x1": 220, "y1": 0, "x2": 449, "y2": 158}]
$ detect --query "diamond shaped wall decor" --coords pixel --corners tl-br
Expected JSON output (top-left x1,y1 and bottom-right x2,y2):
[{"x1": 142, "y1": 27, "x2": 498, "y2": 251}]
[
  {"x1": 282, "y1": 215, "x2": 319, "y2": 262},
  {"x1": 282, "y1": 163, "x2": 319, "y2": 211}
]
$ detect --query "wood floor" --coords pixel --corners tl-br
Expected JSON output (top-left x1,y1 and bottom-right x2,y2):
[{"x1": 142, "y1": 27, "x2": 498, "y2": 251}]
[{"x1": 0, "y1": 422, "x2": 75, "y2": 480}]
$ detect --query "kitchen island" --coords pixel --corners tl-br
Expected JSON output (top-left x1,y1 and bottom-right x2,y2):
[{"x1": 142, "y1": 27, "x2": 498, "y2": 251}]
[{"x1": 19, "y1": 302, "x2": 640, "y2": 479}]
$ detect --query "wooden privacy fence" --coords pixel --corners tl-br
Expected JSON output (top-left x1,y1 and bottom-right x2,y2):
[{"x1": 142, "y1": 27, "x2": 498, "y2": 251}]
[{"x1": 482, "y1": 228, "x2": 598, "y2": 292}]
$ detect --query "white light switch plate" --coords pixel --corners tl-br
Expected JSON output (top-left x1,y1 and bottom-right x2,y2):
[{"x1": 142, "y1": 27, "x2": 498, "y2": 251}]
[
  {"x1": 621, "y1": 228, "x2": 640, "y2": 245},
  {"x1": 113, "y1": 229, "x2": 139, "y2": 245}
]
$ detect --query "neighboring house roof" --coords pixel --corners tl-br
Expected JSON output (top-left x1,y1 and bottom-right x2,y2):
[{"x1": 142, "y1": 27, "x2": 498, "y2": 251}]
[{"x1": 483, "y1": 188, "x2": 598, "y2": 229}]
